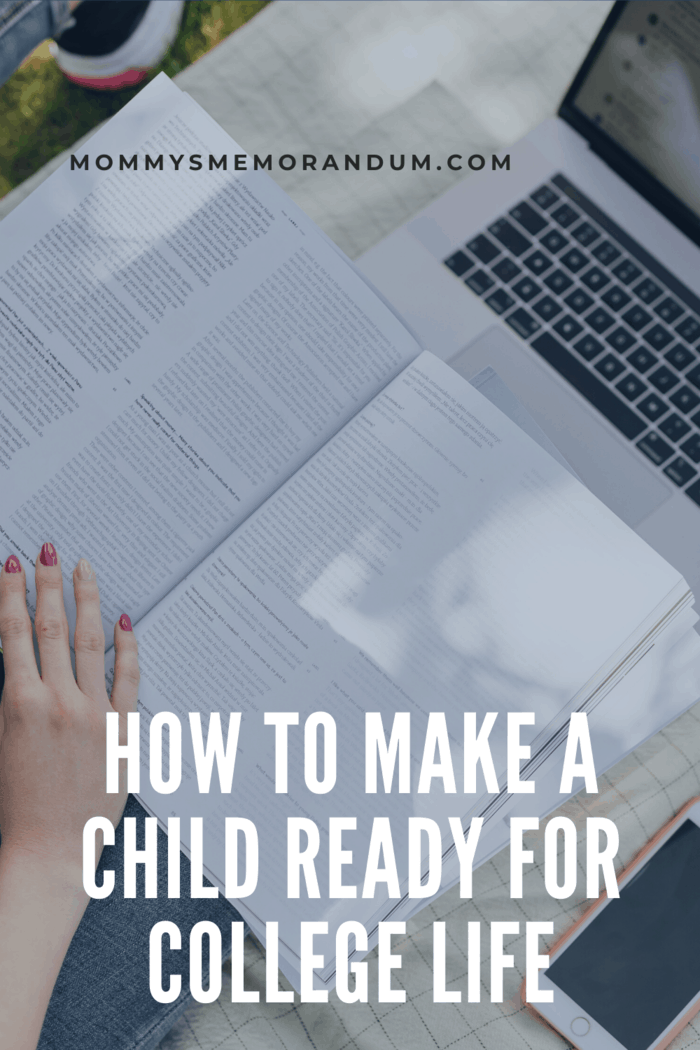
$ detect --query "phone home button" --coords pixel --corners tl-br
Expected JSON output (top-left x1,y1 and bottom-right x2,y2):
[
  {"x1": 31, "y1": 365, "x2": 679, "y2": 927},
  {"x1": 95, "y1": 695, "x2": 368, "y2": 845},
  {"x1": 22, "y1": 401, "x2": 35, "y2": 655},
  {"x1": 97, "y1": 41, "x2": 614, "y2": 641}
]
[{"x1": 571, "y1": 1017, "x2": 590, "y2": 1037}]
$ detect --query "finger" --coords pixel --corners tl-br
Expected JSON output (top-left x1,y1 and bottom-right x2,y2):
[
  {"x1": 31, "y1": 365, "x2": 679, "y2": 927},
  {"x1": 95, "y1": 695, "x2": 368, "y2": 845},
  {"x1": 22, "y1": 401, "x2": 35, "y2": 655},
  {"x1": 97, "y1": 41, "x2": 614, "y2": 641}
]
[
  {"x1": 110, "y1": 613, "x2": 139, "y2": 715},
  {"x1": 34, "y1": 541, "x2": 74, "y2": 689},
  {"x1": 0, "y1": 555, "x2": 40, "y2": 689},
  {"x1": 73, "y1": 558, "x2": 107, "y2": 701}
]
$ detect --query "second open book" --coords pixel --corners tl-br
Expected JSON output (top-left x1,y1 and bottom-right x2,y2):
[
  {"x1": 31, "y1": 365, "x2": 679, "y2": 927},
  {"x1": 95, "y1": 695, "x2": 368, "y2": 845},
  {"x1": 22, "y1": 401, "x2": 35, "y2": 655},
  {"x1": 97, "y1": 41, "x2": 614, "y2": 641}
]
[{"x1": 1, "y1": 75, "x2": 699, "y2": 992}]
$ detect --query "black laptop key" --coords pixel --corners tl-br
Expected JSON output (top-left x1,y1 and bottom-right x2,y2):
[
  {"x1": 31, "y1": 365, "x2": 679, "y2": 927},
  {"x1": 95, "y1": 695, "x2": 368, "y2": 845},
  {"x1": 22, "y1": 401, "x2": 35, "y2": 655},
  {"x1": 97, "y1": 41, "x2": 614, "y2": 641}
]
[
  {"x1": 655, "y1": 297, "x2": 684, "y2": 324},
  {"x1": 522, "y1": 250, "x2": 551, "y2": 275},
  {"x1": 466, "y1": 234, "x2": 500, "y2": 264},
  {"x1": 628, "y1": 346, "x2": 658, "y2": 373},
  {"x1": 532, "y1": 296, "x2": 562, "y2": 321},
  {"x1": 489, "y1": 218, "x2": 532, "y2": 257},
  {"x1": 638, "y1": 394, "x2": 668, "y2": 422},
  {"x1": 648, "y1": 366, "x2": 679, "y2": 394},
  {"x1": 659, "y1": 414, "x2": 691, "y2": 442},
  {"x1": 485, "y1": 289, "x2": 515, "y2": 315},
  {"x1": 634, "y1": 277, "x2": 663, "y2": 304},
  {"x1": 512, "y1": 276, "x2": 541, "y2": 302},
  {"x1": 681, "y1": 434, "x2": 700, "y2": 463},
  {"x1": 637, "y1": 432, "x2": 674, "y2": 465},
  {"x1": 505, "y1": 308, "x2": 541, "y2": 340},
  {"x1": 560, "y1": 248, "x2": 588, "y2": 273},
  {"x1": 685, "y1": 363, "x2": 700, "y2": 390},
  {"x1": 492, "y1": 257, "x2": 522, "y2": 283},
  {"x1": 664, "y1": 457, "x2": 697, "y2": 487},
  {"x1": 685, "y1": 479, "x2": 700, "y2": 505},
  {"x1": 612, "y1": 258, "x2": 642, "y2": 284},
  {"x1": 571, "y1": 222, "x2": 599, "y2": 247},
  {"x1": 601, "y1": 286, "x2": 632, "y2": 312},
  {"x1": 595, "y1": 354, "x2": 625, "y2": 381},
  {"x1": 677, "y1": 317, "x2": 700, "y2": 344},
  {"x1": 581, "y1": 267, "x2": 610, "y2": 293},
  {"x1": 665, "y1": 344, "x2": 695, "y2": 370},
  {"x1": 565, "y1": 289, "x2": 595, "y2": 315},
  {"x1": 544, "y1": 269, "x2": 574, "y2": 294},
  {"x1": 587, "y1": 307, "x2": 615, "y2": 334},
  {"x1": 509, "y1": 202, "x2": 548, "y2": 235},
  {"x1": 531, "y1": 185, "x2": 559, "y2": 210},
  {"x1": 622, "y1": 305, "x2": 652, "y2": 331},
  {"x1": 444, "y1": 251, "x2": 472, "y2": 277},
  {"x1": 643, "y1": 324, "x2": 674, "y2": 351},
  {"x1": 465, "y1": 270, "x2": 495, "y2": 296},
  {"x1": 574, "y1": 334, "x2": 604, "y2": 361},
  {"x1": 553, "y1": 315, "x2": 584, "y2": 341},
  {"x1": 608, "y1": 329, "x2": 642, "y2": 354},
  {"x1": 616, "y1": 374, "x2": 647, "y2": 401},
  {"x1": 592, "y1": 240, "x2": 622, "y2": 266},
  {"x1": 551, "y1": 204, "x2": 580, "y2": 228},
  {"x1": 531, "y1": 332, "x2": 646, "y2": 439},
  {"x1": 540, "y1": 229, "x2": 569, "y2": 254},
  {"x1": 670, "y1": 386, "x2": 700, "y2": 414}
]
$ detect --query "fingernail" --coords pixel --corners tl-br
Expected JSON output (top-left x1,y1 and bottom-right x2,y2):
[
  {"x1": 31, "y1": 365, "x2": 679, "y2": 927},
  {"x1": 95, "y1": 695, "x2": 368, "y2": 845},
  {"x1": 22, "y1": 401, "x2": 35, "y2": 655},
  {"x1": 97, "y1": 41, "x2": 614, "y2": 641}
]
[
  {"x1": 75, "y1": 558, "x2": 96, "y2": 581},
  {"x1": 118, "y1": 613, "x2": 132, "y2": 632},
  {"x1": 40, "y1": 542, "x2": 58, "y2": 567},
  {"x1": 3, "y1": 555, "x2": 21, "y2": 574}
]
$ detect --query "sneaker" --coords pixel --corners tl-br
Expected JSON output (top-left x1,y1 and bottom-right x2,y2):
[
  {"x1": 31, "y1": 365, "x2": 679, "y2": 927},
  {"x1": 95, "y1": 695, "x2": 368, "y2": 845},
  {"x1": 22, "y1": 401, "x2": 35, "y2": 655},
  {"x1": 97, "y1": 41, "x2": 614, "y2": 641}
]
[{"x1": 50, "y1": 0, "x2": 184, "y2": 90}]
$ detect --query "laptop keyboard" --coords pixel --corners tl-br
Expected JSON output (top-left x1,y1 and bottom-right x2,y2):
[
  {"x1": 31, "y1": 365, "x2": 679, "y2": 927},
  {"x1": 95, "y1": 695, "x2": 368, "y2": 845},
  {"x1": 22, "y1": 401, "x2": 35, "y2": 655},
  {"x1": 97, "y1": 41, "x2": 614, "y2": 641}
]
[{"x1": 443, "y1": 173, "x2": 700, "y2": 505}]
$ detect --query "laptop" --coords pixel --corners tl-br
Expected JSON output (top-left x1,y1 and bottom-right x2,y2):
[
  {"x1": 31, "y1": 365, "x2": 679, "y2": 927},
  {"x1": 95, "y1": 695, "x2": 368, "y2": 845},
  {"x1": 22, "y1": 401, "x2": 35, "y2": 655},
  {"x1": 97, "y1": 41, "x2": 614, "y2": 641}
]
[{"x1": 357, "y1": 0, "x2": 700, "y2": 596}]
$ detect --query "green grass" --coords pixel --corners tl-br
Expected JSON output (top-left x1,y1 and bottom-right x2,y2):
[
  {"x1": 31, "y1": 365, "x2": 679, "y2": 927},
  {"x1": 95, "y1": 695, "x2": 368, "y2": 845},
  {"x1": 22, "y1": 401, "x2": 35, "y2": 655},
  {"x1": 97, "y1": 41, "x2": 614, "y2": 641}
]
[{"x1": 0, "y1": 0, "x2": 268, "y2": 198}]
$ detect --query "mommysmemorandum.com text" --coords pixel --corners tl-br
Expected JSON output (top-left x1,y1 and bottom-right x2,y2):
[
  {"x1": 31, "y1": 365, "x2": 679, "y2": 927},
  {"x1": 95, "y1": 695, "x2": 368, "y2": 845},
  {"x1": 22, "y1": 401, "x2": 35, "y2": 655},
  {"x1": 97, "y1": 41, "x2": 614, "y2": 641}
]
[{"x1": 70, "y1": 152, "x2": 512, "y2": 172}]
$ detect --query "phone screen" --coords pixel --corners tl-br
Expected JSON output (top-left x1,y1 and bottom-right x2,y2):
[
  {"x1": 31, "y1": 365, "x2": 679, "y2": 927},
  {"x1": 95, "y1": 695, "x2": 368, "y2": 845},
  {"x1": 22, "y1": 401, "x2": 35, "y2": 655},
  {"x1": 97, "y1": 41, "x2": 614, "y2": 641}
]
[{"x1": 546, "y1": 818, "x2": 700, "y2": 1050}]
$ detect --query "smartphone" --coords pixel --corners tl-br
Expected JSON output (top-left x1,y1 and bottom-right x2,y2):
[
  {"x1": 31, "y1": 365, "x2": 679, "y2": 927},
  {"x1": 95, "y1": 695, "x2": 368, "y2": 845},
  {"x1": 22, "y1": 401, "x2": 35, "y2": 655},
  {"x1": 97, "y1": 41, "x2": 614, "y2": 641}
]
[{"x1": 529, "y1": 797, "x2": 700, "y2": 1050}]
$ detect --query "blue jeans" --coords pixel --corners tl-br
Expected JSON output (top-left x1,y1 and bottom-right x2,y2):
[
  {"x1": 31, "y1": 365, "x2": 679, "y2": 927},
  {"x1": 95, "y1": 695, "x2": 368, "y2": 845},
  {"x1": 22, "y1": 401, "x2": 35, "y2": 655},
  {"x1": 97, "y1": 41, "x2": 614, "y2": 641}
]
[
  {"x1": 36, "y1": 793, "x2": 245, "y2": 1050},
  {"x1": 0, "y1": 0, "x2": 73, "y2": 86}
]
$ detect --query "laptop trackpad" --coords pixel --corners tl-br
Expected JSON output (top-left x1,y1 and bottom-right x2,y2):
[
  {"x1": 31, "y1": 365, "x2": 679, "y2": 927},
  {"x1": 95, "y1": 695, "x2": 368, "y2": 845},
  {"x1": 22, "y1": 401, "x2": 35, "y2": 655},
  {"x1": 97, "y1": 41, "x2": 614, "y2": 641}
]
[{"x1": 448, "y1": 326, "x2": 672, "y2": 529}]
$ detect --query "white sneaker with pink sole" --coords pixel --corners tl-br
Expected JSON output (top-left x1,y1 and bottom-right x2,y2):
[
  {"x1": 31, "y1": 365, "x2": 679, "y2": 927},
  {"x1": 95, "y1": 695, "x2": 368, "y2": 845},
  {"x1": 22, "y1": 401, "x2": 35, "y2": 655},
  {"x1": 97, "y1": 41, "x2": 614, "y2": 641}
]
[{"x1": 50, "y1": 0, "x2": 184, "y2": 90}]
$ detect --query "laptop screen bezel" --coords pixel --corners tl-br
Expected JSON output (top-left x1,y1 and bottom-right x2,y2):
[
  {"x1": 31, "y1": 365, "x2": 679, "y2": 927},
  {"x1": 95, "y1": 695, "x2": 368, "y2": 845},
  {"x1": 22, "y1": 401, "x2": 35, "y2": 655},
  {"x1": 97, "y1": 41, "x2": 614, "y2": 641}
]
[{"x1": 558, "y1": 0, "x2": 700, "y2": 250}]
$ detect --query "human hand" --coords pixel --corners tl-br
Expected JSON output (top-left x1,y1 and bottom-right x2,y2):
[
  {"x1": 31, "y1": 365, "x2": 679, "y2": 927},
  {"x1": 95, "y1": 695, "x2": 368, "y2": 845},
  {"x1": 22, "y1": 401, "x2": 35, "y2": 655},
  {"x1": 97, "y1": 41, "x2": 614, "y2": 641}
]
[
  {"x1": 0, "y1": 543, "x2": 139, "y2": 880},
  {"x1": 0, "y1": 542, "x2": 138, "y2": 1048}
]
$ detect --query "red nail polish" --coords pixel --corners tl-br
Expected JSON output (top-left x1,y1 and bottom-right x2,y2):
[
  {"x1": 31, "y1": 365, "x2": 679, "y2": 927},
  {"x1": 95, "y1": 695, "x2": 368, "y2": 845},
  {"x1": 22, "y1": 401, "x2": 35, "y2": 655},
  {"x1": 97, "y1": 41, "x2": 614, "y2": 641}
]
[
  {"x1": 119, "y1": 613, "x2": 133, "y2": 632},
  {"x1": 40, "y1": 542, "x2": 58, "y2": 567},
  {"x1": 3, "y1": 555, "x2": 21, "y2": 574}
]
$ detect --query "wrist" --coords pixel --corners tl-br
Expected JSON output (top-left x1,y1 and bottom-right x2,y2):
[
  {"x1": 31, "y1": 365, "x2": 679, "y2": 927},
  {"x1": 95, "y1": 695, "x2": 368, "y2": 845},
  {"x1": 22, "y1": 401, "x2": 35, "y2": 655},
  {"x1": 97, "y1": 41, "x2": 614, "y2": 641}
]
[
  {"x1": 0, "y1": 840, "x2": 90, "y2": 1050},
  {"x1": 0, "y1": 842, "x2": 88, "y2": 914}
]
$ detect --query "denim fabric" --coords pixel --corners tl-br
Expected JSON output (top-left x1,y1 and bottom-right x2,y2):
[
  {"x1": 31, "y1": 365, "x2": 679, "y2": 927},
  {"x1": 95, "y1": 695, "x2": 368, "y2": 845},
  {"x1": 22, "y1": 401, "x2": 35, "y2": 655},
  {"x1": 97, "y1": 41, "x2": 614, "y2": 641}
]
[
  {"x1": 0, "y1": 0, "x2": 72, "y2": 87},
  {"x1": 36, "y1": 794, "x2": 244, "y2": 1050}
]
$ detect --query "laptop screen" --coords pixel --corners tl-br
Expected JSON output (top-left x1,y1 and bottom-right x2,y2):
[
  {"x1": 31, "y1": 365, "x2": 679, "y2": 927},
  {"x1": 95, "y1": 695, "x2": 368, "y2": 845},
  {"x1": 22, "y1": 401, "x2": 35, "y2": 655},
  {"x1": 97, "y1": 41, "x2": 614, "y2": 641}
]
[{"x1": 561, "y1": 1, "x2": 700, "y2": 238}]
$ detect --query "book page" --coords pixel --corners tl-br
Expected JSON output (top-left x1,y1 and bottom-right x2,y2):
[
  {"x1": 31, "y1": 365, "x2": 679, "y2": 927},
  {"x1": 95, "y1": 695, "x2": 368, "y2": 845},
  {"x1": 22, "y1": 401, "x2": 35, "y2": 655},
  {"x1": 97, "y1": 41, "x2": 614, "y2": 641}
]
[
  {"x1": 132, "y1": 350, "x2": 685, "y2": 990},
  {"x1": 0, "y1": 75, "x2": 420, "y2": 631}
]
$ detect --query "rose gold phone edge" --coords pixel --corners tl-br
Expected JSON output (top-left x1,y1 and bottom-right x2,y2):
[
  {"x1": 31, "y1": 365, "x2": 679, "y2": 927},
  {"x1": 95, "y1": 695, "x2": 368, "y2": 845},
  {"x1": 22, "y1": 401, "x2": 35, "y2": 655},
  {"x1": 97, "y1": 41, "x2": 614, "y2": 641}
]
[{"x1": 522, "y1": 796, "x2": 700, "y2": 1050}]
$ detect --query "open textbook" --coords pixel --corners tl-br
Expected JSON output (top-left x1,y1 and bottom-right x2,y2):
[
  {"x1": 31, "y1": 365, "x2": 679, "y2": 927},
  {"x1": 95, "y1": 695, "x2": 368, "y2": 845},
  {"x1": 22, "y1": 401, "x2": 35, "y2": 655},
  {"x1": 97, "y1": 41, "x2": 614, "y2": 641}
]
[{"x1": 1, "y1": 74, "x2": 700, "y2": 992}]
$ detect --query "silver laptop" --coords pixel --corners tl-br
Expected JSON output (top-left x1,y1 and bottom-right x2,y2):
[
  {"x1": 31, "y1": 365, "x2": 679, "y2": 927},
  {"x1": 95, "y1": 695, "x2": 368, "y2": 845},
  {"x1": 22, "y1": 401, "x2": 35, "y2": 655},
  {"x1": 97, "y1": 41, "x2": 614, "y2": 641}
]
[{"x1": 358, "y1": 0, "x2": 700, "y2": 595}]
